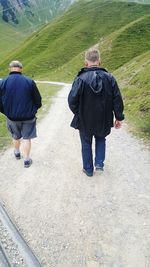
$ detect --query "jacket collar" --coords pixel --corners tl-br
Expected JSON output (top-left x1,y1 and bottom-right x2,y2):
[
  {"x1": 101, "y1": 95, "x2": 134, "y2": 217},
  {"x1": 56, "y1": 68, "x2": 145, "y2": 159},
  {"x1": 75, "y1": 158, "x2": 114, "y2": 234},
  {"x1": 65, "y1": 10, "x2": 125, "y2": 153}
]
[
  {"x1": 9, "y1": 71, "x2": 22, "y2": 75},
  {"x1": 77, "y1": 67, "x2": 108, "y2": 76}
]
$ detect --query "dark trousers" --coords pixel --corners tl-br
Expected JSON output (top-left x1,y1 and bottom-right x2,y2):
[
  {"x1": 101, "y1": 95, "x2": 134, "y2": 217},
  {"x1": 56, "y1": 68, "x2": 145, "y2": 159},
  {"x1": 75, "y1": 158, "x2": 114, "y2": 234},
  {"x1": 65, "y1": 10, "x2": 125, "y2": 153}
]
[{"x1": 79, "y1": 131, "x2": 106, "y2": 173}]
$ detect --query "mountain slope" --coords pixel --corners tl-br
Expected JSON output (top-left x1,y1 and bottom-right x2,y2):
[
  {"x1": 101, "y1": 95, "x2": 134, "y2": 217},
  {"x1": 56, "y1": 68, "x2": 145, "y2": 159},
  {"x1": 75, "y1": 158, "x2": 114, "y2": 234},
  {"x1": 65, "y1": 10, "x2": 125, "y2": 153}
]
[
  {"x1": 47, "y1": 13, "x2": 150, "y2": 81},
  {"x1": 0, "y1": 19, "x2": 27, "y2": 58},
  {"x1": 0, "y1": 0, "x2": 75, "y2": 26},
  {"x1": 114, "y1": 51, "x2": 150, "y2": 139},
  {"x1": 101, "y1": 14, "x2": 150, "y2": 70},
  {"x1": 0, "y1": 0, "x2": 149, "y2": 78},
  {"x1": 0, "y1": 0, "x2": 75, "y2": 59}
]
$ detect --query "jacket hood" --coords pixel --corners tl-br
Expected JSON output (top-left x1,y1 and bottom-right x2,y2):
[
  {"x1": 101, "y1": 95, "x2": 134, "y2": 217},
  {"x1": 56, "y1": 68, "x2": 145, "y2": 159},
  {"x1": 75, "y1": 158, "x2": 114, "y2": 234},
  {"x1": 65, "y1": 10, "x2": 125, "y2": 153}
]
[
  {"x1": 78, "y1": 67, "x2": 107, "y2": 95},
  {"x1": 89, "y1": 71, "x2": 103, "y2": 94}
]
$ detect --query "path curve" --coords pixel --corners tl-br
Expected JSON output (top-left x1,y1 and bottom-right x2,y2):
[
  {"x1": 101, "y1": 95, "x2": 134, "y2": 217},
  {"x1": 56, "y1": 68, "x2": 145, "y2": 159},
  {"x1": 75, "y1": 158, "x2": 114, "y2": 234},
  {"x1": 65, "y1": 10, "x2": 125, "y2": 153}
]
[{"x1": 0, "y1": 83, "x2": 150, "y2": 267}]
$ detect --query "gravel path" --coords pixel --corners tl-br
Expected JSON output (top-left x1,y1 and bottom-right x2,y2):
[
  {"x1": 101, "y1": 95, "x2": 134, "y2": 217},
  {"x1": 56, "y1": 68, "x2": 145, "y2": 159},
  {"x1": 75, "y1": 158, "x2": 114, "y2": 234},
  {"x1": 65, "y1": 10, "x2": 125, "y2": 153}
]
[
  {"x1": 0, "y1": 84, "x2": 150, "y2": 267},
  {"x1": 0, "y1": 219, "x2": 27, "y2": 267}
]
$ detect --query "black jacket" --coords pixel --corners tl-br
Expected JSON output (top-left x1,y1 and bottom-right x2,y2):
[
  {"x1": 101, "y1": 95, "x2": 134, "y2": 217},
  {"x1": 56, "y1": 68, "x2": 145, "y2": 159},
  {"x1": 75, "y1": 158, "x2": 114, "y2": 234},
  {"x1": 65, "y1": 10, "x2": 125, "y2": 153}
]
[
  {"x1": 68, "y1": 67, "x2": 124, "y2": 137},
  {"x1": 0, "y1": 80, "x2": 4, "y2": 113},
  {"x1": 0, "y1": 72, "x2": 42, "y2": 121}
]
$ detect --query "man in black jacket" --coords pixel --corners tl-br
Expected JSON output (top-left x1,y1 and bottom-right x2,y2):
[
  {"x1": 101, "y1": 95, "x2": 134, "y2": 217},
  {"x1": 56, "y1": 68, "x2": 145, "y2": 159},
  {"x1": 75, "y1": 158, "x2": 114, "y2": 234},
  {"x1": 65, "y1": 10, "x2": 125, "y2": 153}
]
[
  {"x1": 0, "y1": 60, "x2": 42, "y2": 168},
  {"x1": 68, "y1": 48, "x2": 124, "y2": 177}
]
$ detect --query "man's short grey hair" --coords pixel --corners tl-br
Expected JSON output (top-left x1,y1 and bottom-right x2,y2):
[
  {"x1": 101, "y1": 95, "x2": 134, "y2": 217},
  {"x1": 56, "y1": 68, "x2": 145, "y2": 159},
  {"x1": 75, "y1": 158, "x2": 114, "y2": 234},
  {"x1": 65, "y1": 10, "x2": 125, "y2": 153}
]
[
  {"x1": 85, "y1": 48, "x2": 100, "y2": 62},
  {"x1": 9, "y1": 60, "x2": 23, "y2": 69}
]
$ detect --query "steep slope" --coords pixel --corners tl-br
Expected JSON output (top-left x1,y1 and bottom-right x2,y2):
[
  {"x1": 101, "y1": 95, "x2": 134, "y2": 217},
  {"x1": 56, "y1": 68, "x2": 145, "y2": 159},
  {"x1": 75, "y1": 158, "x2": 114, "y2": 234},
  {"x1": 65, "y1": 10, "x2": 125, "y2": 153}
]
[
  {"x1": 101, "y1": 15, "x2": 150, "y2": 71},
  {"x1": 0, "y1": 0, "x2": 75, "y2": 26},
  {"x1": 114, "y1": 52, "x2": 150, "y2": 139},
  {"x1": 0, "y1": 0, "x2": 75, "y2": 59},
  {"x1": 0, "y1": 0, "x2": 149, "y2": 79},
  {"x1": 46, "y1": 13, "x2": 150, "y2": 81},
  {"x1": 0, "y1": 18, "x2": 28, "y2": 58}
]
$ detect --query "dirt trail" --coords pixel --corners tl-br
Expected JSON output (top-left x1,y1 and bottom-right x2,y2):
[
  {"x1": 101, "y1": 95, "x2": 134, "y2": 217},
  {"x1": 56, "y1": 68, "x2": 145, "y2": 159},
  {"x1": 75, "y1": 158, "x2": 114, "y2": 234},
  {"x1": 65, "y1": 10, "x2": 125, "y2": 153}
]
[{"x1": 0, "y1": 84, "x2": 150, "y2": 267}]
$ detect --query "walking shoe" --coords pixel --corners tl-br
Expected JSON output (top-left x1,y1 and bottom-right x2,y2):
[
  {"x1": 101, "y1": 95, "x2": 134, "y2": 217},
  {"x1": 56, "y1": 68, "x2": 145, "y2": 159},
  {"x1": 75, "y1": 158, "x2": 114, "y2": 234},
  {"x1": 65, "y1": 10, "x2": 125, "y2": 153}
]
[
  {"x1": 24, "y1": 159, "x2": 32, "y2": 168},
  {"x1": 83, "y1": 169, "x2": 93, "y2": 177},
  {"x1": 95, "y1": 166, "x2": 104, "y2": 171},
  {"x1": 14, "y1": 151, "x2": 21, "y2": 160}
]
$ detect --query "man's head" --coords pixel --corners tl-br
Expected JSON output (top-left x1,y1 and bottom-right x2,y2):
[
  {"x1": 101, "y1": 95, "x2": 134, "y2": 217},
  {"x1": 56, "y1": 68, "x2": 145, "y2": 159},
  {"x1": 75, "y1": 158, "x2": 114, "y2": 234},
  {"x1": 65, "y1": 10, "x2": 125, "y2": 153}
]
[
  {"x1": 85, "y1": 48, "x2": 101, "y2": 67},
  {"x1": 9, "y1": 60, "x2": 23, "y2": 73}
]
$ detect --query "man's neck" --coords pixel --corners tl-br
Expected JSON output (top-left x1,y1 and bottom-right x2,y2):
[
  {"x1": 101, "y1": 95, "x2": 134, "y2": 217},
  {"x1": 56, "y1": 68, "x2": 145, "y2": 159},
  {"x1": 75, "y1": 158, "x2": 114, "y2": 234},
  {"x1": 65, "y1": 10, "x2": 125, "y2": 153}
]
[
  {"x1": 85, "y1": 60, "x2": 100, "y2": 68},
  {"x1": 88, "y1": 65, "x2": 99, "y2": 68},
  {"x1": 10, "y1": 67, "x2": 22, "y2": 73}
]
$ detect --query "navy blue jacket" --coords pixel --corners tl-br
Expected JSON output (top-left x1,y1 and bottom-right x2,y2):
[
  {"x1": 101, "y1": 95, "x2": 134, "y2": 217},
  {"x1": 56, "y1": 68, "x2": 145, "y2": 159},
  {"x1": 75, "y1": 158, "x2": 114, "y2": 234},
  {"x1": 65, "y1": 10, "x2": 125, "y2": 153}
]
[
  {"x1": 0, "y1": 72, "x2": 42, "y2": 121},
  {"x1": 68, "y1": 67, "x2": 124, "y2": 137}
]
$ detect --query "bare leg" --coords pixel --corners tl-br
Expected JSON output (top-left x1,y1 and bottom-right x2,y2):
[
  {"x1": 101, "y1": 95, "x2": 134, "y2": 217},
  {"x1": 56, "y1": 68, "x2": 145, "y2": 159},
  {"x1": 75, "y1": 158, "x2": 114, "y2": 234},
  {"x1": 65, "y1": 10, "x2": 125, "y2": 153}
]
[
  {"x1": 22, "y1": 139, "x2": 31, "y2": 159},
  {"x1": 13, "y1": 139, "x2": 21, "y2": 151},
  {"x1": 13, "y1": 139, "x2": 21, "y2": 159}
]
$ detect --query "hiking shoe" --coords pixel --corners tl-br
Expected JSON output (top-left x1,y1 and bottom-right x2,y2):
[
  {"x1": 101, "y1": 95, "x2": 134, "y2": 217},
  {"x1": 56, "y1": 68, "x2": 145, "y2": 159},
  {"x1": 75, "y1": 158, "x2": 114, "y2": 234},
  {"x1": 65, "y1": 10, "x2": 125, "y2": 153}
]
[
  {"x1": 95, "y1": 166, "x2": 104, "y2": 171},
  {"x1": 83, "y1": 169, "x2": 93, "y2": 177},
  {"x1": 24, "y1": 159, "x2": 32, "y2": 168},
  {"x1": 14, "y1": 151, "x2": 21, "y2": 160}
]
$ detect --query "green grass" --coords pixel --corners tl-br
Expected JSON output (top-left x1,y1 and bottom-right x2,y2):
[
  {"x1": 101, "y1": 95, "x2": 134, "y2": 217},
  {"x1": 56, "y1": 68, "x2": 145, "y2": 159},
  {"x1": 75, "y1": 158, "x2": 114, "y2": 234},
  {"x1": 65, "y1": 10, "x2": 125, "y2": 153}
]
[
  {"x1": 114, "y1": 52, "x2": 150, "y2": 140},
  {"x1": 36, "y1": 83, "x2": 61, "y2": 120},
  {"x1": 48, "y1": 13, "x2": 150, "y2": 82},
  {"x1": 0, "y1": 0, "x2": 72, "y2": 62},
  {"x1": 101, "y1": 14, "x2": 150, "y2": 71},
  {"x1": 0, "y1": 114, "x2": 11, "y2": 150},
  {"x1": 0, "y1": 18, "x2": 28, "y2": 59},
  {"x1": 0, "y1": 83, "x2": 61, "y2": 150},
  {"x1": 0, "y1": 0, "x2": 150, "y2": 78}
]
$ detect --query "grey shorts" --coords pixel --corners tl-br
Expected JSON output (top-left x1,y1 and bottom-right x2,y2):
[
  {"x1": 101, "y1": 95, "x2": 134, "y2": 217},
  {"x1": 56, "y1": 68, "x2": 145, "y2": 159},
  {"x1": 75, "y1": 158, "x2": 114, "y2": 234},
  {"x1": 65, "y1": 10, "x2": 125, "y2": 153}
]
[{"x1": 7, "y1": 118, "x2": 37, "y2": 140}]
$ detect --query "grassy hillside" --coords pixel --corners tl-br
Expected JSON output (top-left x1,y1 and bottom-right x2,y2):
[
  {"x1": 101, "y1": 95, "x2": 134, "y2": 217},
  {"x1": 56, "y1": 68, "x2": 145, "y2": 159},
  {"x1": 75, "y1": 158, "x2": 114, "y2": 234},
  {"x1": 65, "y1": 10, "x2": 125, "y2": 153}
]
[
  {"x1": 102, "y1": 15, "x2": 150, "y2": 71},
  {"x1": 45, "y1": 13, "x2": 150, "y2": 81},
  {"x1": 0, "y1": 18, "x2": 28, "y2": 59},
  {"x1": 0, "y1": 0, "x2": 150, "y2": 78},
  {"x1": 114, "y1": 52, "x2": 150, "y2": 140},
  {"x1": 0, "y1": 0, "x2": 150, "y2": 142},
  {"x1": 0, "y1": 0, "x2": 74, "y2": 61},
  {"x1": 0, "y1": 16, "x2": 48, "y2": 61}
]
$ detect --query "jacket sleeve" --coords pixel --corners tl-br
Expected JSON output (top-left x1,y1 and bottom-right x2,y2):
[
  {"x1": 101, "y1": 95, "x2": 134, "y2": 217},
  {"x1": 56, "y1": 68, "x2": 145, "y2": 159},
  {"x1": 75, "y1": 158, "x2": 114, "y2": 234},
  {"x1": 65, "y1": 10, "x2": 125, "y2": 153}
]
[
  {"x1": 31, "y1": 80, "x2": 42, "y2": 109},
  {"x1": 68, "y1": 78, "x2": 82, "y2": 114},
  {"x1": 112, "y1": 77, "x2": 124, "y2": 121}
]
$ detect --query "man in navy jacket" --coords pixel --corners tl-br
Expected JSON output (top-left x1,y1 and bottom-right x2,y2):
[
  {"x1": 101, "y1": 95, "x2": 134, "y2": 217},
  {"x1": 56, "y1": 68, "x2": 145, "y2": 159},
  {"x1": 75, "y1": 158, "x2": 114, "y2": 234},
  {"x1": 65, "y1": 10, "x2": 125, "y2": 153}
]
[
  {"x1": 0, "y1": 60, "x2": 42, "y2": 167},
  {"x1": 68, "y1": 48, "x2": 124, "y2": 177}
]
